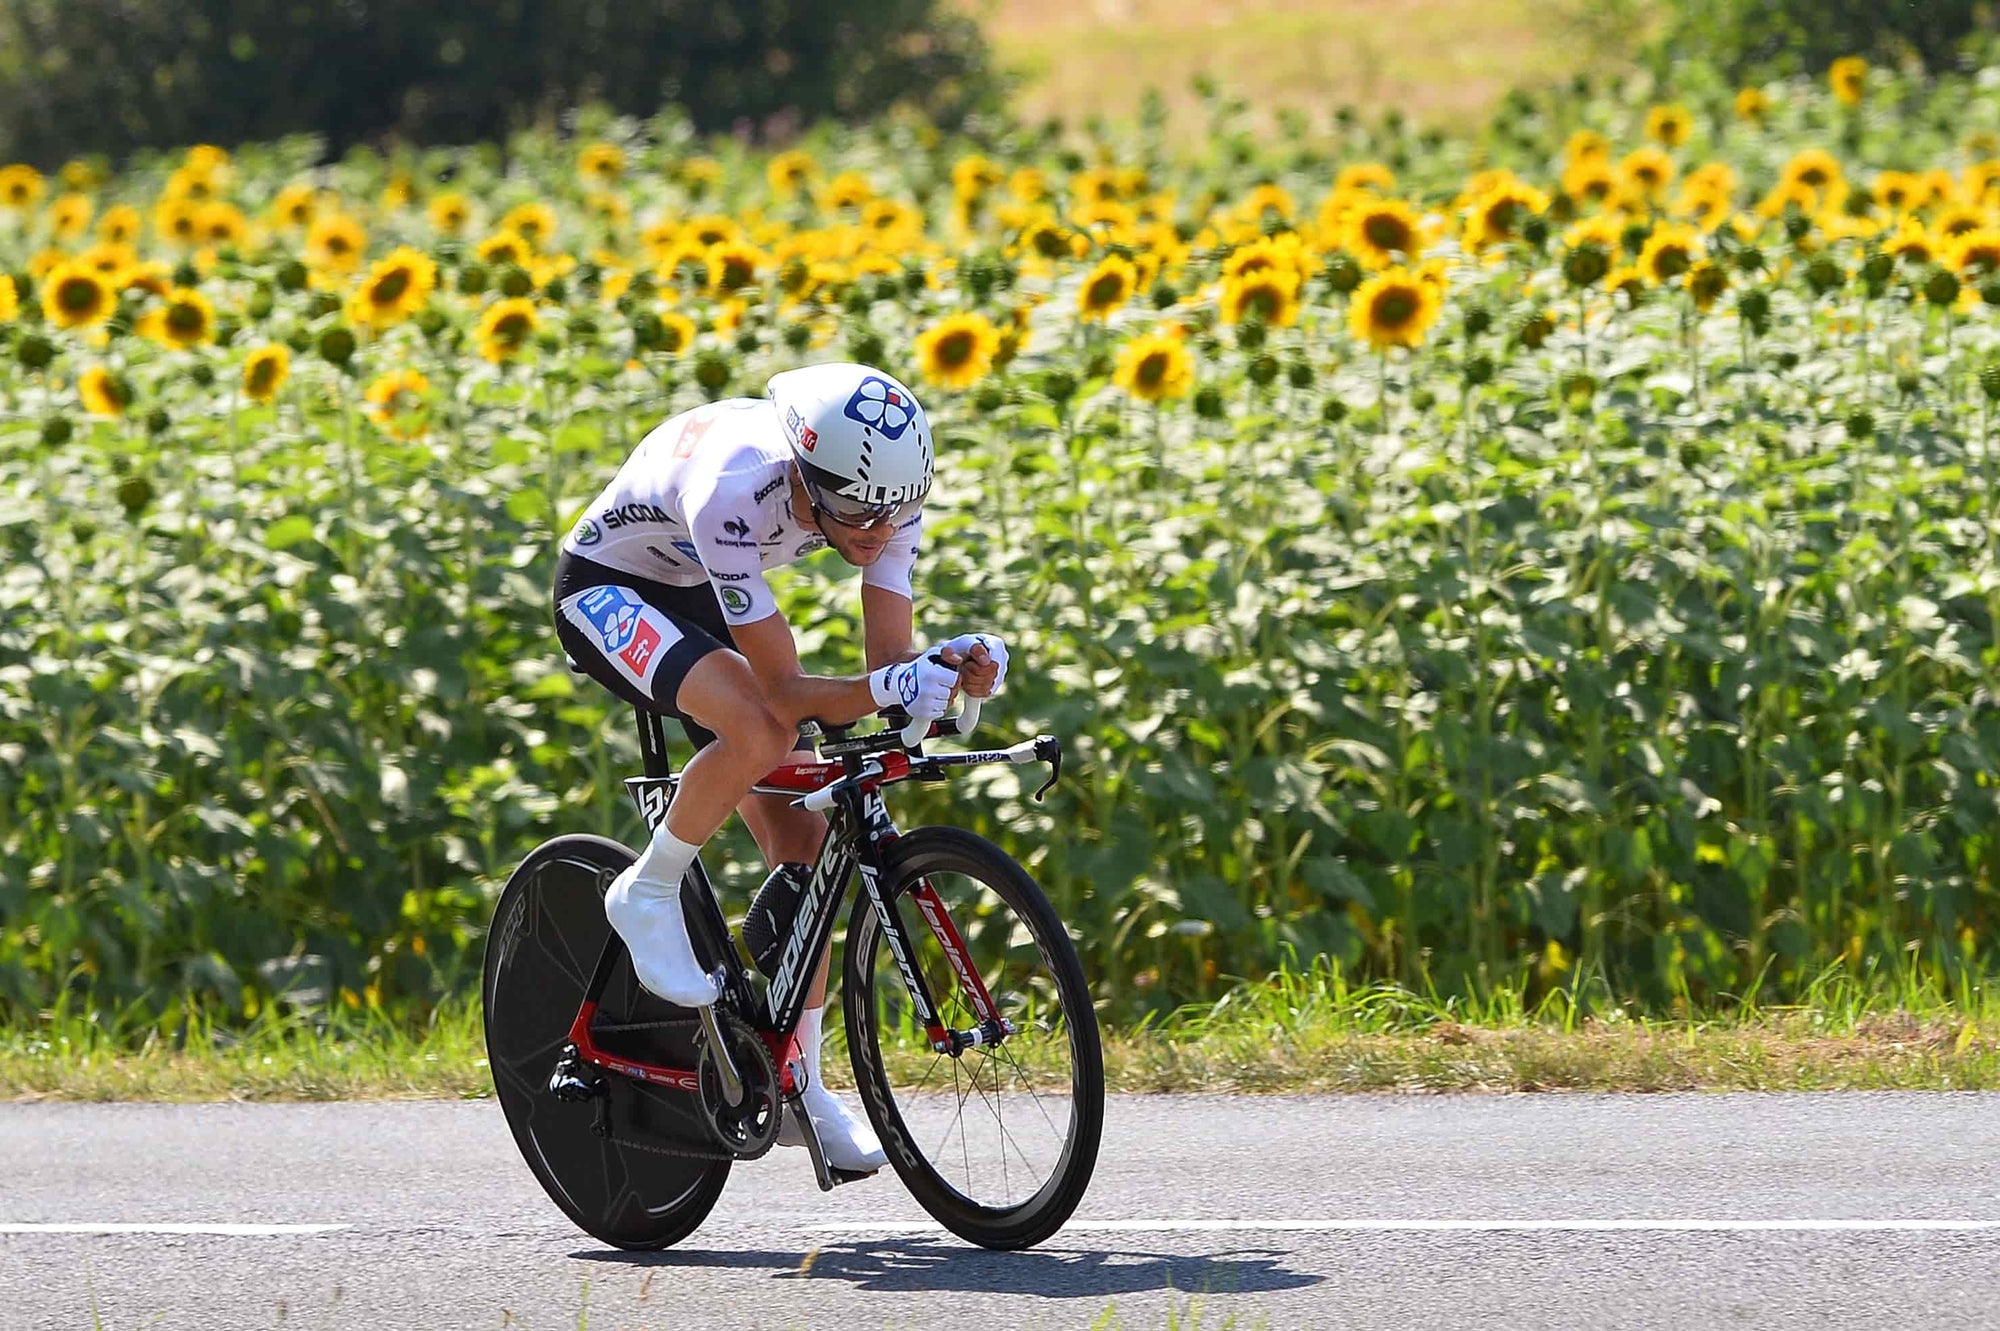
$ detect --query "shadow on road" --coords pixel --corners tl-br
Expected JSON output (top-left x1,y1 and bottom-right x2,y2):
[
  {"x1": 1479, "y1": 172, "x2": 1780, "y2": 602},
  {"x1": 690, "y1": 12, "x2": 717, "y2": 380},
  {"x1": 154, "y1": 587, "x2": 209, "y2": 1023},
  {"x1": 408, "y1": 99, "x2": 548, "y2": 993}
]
[{"x1": 572, "y1": 1237, "x2": 1321, "y2": 1299}]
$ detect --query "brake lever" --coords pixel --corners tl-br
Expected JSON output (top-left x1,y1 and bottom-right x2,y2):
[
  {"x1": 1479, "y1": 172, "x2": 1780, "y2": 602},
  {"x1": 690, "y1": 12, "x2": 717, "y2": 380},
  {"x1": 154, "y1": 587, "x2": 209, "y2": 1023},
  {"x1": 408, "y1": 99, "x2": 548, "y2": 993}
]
[{"x1": 1031, "y1": 735, "x2": 1061, "y2": 802}]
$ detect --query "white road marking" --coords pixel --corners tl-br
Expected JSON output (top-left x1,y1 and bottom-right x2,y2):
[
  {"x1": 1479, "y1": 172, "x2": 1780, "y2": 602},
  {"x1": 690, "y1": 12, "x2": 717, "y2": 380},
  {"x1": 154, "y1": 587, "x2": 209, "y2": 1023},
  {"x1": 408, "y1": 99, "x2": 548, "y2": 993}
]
[
  {"x1": 801, "y1": 1218, "x2": 2000, "y2": 1235},
  {"x1": 0, "y1": 1224, "x2": 349, "y2": 1237}
]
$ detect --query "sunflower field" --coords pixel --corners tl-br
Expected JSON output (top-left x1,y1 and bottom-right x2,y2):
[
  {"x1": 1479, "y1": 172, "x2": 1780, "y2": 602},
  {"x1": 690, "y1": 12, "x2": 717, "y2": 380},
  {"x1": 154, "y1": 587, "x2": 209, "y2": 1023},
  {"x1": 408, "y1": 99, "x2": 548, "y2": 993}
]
[{"x1": 5, "y1": 57, "x2": 2000, "y2": 1028}]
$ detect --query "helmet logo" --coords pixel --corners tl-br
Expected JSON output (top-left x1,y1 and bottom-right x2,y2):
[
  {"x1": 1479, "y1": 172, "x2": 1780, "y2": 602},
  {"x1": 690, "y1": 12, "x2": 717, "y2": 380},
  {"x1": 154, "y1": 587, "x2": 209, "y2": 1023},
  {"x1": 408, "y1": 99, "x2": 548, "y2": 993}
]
[
  {"x1": 782, "y1": 404, "x2": 818, "y2": 452},
  {"x1": 842, "y1": 376, "x2": 916, "y2": 440}
]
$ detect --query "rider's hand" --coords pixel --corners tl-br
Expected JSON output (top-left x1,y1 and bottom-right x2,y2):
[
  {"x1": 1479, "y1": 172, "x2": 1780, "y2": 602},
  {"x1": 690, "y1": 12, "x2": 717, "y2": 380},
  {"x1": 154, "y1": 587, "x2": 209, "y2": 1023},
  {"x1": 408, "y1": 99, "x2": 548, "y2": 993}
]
[
  {"x1": 936, "y1": 633, "x2": 1008, "y2": 698},
  {"x1": 870, "y1": 655, "x2": 959, "y2": 722}
]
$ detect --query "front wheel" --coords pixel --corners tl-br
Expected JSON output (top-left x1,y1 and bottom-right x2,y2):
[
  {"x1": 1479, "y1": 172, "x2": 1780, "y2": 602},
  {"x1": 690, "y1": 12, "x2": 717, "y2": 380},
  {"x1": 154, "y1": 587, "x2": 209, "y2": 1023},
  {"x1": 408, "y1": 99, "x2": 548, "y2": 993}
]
[{"x1": 843, "y1": 826, "x2": 1104, "y2": 1250}]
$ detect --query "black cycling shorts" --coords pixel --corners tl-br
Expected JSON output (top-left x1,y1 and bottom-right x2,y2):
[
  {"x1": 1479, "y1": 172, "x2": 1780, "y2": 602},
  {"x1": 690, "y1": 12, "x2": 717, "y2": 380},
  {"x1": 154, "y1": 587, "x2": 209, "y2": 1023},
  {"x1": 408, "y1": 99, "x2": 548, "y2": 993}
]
[{"x1": 552, "y1": 550, "x2": 741, "y2": 750}]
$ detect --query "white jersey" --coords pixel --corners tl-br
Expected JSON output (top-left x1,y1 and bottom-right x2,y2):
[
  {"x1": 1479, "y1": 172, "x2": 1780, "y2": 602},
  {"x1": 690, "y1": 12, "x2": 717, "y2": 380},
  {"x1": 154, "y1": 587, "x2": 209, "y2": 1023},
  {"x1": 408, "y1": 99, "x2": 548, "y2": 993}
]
[{"x1": 560, "y1": 399, "x2": 922, "y2": 628}]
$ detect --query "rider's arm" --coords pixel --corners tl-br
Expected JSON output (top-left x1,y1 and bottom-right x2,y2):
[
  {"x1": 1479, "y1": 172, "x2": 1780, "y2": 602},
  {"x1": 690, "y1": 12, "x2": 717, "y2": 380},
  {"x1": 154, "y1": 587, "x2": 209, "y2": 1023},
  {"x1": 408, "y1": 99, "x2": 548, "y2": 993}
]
[
  {"x1": 861, "y1": 584, "x2": 918, "y2": 671},
  {"x1": 728, "y1": 611, "x2": 893, "y2": 730}
]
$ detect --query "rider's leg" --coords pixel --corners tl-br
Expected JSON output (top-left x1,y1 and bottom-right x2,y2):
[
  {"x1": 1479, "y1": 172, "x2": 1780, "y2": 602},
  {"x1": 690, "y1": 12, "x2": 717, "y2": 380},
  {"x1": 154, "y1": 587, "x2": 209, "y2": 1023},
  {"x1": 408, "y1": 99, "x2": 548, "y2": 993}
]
[
  {"x1": 739, "y1": 776, "x2": 887, "y2": 1172},
  {"x1": 608, "y1": 651, "x2": 797, "y2": 1006}
]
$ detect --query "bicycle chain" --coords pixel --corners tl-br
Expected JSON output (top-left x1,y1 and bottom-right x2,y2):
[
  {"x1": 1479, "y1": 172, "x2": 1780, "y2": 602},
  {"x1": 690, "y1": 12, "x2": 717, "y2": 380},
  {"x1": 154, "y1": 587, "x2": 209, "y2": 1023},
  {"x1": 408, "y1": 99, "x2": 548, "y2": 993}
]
[{"x1": 601, "y1": 1130, "x2": 737, "y2": 1164}]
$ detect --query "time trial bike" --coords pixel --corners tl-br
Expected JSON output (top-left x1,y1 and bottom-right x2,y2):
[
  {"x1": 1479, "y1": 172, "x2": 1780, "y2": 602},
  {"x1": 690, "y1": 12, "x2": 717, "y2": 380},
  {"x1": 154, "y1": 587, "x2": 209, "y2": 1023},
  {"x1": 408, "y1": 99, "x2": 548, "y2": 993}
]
[{"x1": 482, "y1": 682, "x2": 1104, "y2": 1251}]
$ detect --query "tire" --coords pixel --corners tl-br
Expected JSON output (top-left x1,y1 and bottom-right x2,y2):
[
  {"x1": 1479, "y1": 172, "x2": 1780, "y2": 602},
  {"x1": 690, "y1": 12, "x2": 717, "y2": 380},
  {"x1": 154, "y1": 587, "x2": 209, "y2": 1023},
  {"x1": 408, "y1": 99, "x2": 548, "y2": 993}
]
[
  {"x1": 483, "y1": 834, "x2": 729, "y2": 1250},
  {"x1": 843, "y1": 826, "x2": 1104, "y2": 1250}
]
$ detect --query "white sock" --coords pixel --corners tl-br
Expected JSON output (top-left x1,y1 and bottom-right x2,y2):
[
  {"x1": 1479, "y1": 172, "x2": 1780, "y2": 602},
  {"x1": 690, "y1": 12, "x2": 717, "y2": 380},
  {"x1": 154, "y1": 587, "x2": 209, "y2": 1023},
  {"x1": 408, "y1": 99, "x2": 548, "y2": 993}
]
[
  {"x1": 798, "y1": 1003, "x2": 824, "y2": 1090},
  {"x1": 631, "y1": 822, "x2": 701, "y2": 892}
]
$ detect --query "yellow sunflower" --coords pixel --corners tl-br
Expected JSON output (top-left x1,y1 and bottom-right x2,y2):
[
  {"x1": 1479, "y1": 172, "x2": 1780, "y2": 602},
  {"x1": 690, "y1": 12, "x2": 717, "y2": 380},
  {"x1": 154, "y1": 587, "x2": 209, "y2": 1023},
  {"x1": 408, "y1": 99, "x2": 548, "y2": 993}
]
[
  {"x1": 1462, "y1": 181, "x2": 1549, "y2": 250},
  {"x1": 951, "y1": 155, "x2": 1004, "y2": 199},
  {"x1": 1638, "y1": 225, "x2": 1702, "y2": 284},
  {"x1": 96, "y1": 205, "x2": 142, "y2": 246},
  {"x1": 118, "y1": 261, "x2": 173, "y2": 299},
  {"x1": 139, "y1": 287, "x2": 217, "y2": 349},
  {"x1": 1344, "y1": 197, "x2": 1424, "y2": 268},
  {"x1": 1734, "y1": 87, "x2": 1770, "y2": 123},
  {"x1": 1606, "y1": 265, "x2": 1648, "y2": 303},
  {"x1": 1830, "y1": 56, "x2": 1868, "y2": 107},
  {"x1": 579, "y1": 142, "x2": 626, "y2": 186},
  {"x1": 155, "y1": 198, "x2": 201, "y2": 248},
  {"x1": 1220, "y1": 270, "x2": 1302, "y2": 327},
  {"x1": 241, "y1": 345, "x2": 291, "y2": 403},
  {"x1": 198, "y1": 202, "x2": 248, "y2": 248},
  {"x1": 0, "y1": 274, "x2": 15, "y2": 322},
  {"x1": 475, "y1": 297, "x2": 540, "y2": 362},
  {"x1": 1949, "y1": 226, "x2": 2000, "y2": 275},
  {"x1": 705, "y1": 241, "x2": 765, "y2": 294},
  {"x1": 271, "y1": 183, "x2": 319, "y2": 230},
  {"x1": 822, "y1": 171, "x2": 875, "y2": 211},
  {"x1": 306, "y1": 214, "x2": 367, "y2": 273},
  {"x1": 48, "y1": 193, "x2": 93, "y2": 241},
  {"x1": 501, "y1": 201, "x2": 558, "y2": 250},
  {"x1": 1619, "y1": 147, "x2": 1677, "y2": 200},
  {"x1": 1348, "y1": 267, "x2": 1443, "y2": 350},
  {"x1": 1934, "y1": 204, "x2": 1987, "y2": 240},
  {"x1": 1561, "y1": 160, "x2": 1617, "y2": 209},
  {"x1": 348, "y1": 246, "x2": 438, "y2": 328},
  {"x1": 0, "y1": 164, "x2": 45, "y2": 210},
  {"x1": 78, "y1": 365, "x2": 131, "y2": 417},
  {"x1": 476, "y1": 230, "x2": 532, "y2": 270},
  {"x1": 428, "y1": 192, "x2": 471, "y2": 235},
  {"x1": 913, "y1": 312, "x2": 1002, "y2": 389},
  {"x1": 655, "y1": 311, "x2": 697, "y2": 355},
  {"x1": 1685, "y1": 259, "x2": 1729, "y2": 312},
  {"x1": 1008, "y1": 166, "x2": 1048, "y2": 203},
  {"x1": 1112, "y1": 331, "x2": 1194, "y2": 402},
  {"x1": 76, "y1": 247, "x2": 124, "y2": 281},
  {"x1": 1780, "y1": 149, "x2": 1845, "y2": 197},
  {"x1": 1644, "y1": 104, "x2": 1693, "y2": 148},
  {"x1": 1335, "y1": 162, "x2": 1398, "y2": 194},
  {"x1": 1563, "y1": 131, "x2": 1610, "y2": 167},
  {"x1": 1077, "y1": 254, "x2": 1137, "y2": 321},
  {"x1": 767, "y1": 150, "x2": 818, "y2": 198},
  {"x1": 364, "y1": 368, "x2": 434, "y2": 438},
  {"x1": 40, "y1": 262, "x2": 116, "y2": 328},
  {"x1": 683, "y1": 214, "x2": 741, "y2": 249},
  {"x1": 1886, "y1": 218, "x2": 1938, "y2": 266}
]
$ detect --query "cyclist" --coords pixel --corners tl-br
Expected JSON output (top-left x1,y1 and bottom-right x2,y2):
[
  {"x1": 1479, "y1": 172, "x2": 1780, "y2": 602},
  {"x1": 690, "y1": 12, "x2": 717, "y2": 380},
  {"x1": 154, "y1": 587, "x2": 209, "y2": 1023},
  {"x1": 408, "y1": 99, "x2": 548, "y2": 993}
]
[{"x1": 552, "y1": 362, "x2": 1008, "y2": 1175}]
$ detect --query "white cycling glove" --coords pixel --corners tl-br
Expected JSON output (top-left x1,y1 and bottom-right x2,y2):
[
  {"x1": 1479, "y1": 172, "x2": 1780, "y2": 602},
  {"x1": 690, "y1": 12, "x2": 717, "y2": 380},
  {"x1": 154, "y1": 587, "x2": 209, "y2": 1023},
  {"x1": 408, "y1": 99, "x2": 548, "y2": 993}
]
[
  {"x1": 937, "y1": 632, "x2": 1009, "y2": 694},
  {"x1": 870, "y1": 655, "x2": 958, "y2": 721}
]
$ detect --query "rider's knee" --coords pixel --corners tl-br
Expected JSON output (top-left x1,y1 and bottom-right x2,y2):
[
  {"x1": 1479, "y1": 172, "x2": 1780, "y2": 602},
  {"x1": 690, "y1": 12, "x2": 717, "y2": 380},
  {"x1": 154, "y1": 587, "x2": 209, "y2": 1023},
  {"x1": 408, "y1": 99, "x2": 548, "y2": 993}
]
[{"x1": 721, "y1": 701, "x2": 796, "y2": 772}]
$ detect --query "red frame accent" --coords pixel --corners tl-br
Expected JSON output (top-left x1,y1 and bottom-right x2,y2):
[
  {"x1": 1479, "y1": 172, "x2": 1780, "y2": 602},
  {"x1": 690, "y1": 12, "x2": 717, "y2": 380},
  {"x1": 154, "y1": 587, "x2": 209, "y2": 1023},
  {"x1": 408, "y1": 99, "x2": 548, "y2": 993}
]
[
  {"x1": 752, "y1": 759, "x2": 843, "y2": 793},
  {"x1": 911, "y1": 880, "x2": 1004, "y2": 1027},
  {"x1": 566, "y1": 1000, "x2": 702, "y2": 1092},
  {"x1": 567, "y1": 1004, "x2": 808, "y2": 1097}
]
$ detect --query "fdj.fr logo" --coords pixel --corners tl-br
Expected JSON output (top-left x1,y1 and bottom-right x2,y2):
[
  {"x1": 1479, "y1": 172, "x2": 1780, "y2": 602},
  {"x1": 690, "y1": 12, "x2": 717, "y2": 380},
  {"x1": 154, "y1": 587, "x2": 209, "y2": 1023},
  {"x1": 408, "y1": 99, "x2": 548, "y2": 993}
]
[
  {"x1": 577, "y1": 586, "x2": 644, "y2": 652},
  {"x1": 784, "y1": 404, "x2": 819, "y2": 452},
  {"x1": 842, "y1": 376, "x2": 916, "y2": 440}
]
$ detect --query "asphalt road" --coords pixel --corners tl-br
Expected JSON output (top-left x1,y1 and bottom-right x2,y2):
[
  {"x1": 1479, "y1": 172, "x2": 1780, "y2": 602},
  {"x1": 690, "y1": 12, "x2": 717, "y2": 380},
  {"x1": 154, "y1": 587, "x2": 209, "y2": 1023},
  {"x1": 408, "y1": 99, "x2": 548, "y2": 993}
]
[{"x1": 3, "y1": 1093, "x2": 1999, "y2": 1329}]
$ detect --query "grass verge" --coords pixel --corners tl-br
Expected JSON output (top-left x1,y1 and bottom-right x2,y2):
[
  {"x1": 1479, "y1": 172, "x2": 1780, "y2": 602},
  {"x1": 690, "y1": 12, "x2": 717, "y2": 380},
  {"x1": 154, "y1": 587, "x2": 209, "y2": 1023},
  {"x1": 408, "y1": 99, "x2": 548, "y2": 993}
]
[{"x1": 4, "y1": 966, "x2": 1995, "y2": 1101}]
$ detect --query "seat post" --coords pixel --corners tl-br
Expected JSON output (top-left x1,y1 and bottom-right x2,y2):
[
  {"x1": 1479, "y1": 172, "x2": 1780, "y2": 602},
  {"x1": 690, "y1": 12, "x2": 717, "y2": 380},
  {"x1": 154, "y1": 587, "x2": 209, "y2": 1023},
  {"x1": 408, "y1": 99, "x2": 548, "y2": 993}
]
[{"x1": 635, "y1": 706, "x2": 674, "y2": 780}]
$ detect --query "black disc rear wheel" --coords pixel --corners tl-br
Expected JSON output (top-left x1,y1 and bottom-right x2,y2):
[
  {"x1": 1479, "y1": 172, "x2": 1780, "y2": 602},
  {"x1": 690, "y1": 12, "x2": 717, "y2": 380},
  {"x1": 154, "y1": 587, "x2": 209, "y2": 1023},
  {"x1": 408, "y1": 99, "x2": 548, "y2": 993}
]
[
  {"x1": 844, "y1": 826, "x2": 1104, "y2": 1250},
  {"x1": 483, "y1": 834, "x2": 730, "y2": 1250}
]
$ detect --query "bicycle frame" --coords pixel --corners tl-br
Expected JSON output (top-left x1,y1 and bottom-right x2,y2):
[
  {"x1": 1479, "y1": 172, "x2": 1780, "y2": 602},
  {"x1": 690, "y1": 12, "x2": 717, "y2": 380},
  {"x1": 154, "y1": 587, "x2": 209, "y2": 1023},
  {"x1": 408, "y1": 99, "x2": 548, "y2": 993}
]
[{"x1": 561, "y1": 704, "x2": 1055, "y2": 1100}]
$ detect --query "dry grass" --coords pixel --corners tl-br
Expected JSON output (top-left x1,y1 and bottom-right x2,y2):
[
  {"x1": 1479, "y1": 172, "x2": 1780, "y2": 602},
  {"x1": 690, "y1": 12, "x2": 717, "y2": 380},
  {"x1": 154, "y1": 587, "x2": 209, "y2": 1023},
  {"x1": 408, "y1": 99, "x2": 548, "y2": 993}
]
[
  {"x1": 5, "y1": 983, "x2": 1995, "y2": 1101},
  {"x1": 974, "y1": 0, "x2": 1632, "y2": 135}
]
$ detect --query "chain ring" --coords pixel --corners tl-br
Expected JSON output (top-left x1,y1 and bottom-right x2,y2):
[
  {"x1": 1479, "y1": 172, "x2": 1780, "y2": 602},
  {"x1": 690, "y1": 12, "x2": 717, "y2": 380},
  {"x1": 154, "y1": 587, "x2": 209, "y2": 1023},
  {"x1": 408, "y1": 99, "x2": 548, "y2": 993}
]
[{"x1": 696, "y1": 1011, "x2": 781, "y2": 1160}]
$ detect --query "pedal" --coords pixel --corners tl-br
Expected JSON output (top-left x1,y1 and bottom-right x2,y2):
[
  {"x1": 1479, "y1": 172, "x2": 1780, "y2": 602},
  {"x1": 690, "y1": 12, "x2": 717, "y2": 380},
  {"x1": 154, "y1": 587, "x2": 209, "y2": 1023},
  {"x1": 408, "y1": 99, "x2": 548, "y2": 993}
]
[
  {"x1": 784, "y1": 1091, "x2": 880, "y2": 1190},
  {"x1": 785, "y1": 1092, "x2": 847, "y2": 1192}
]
